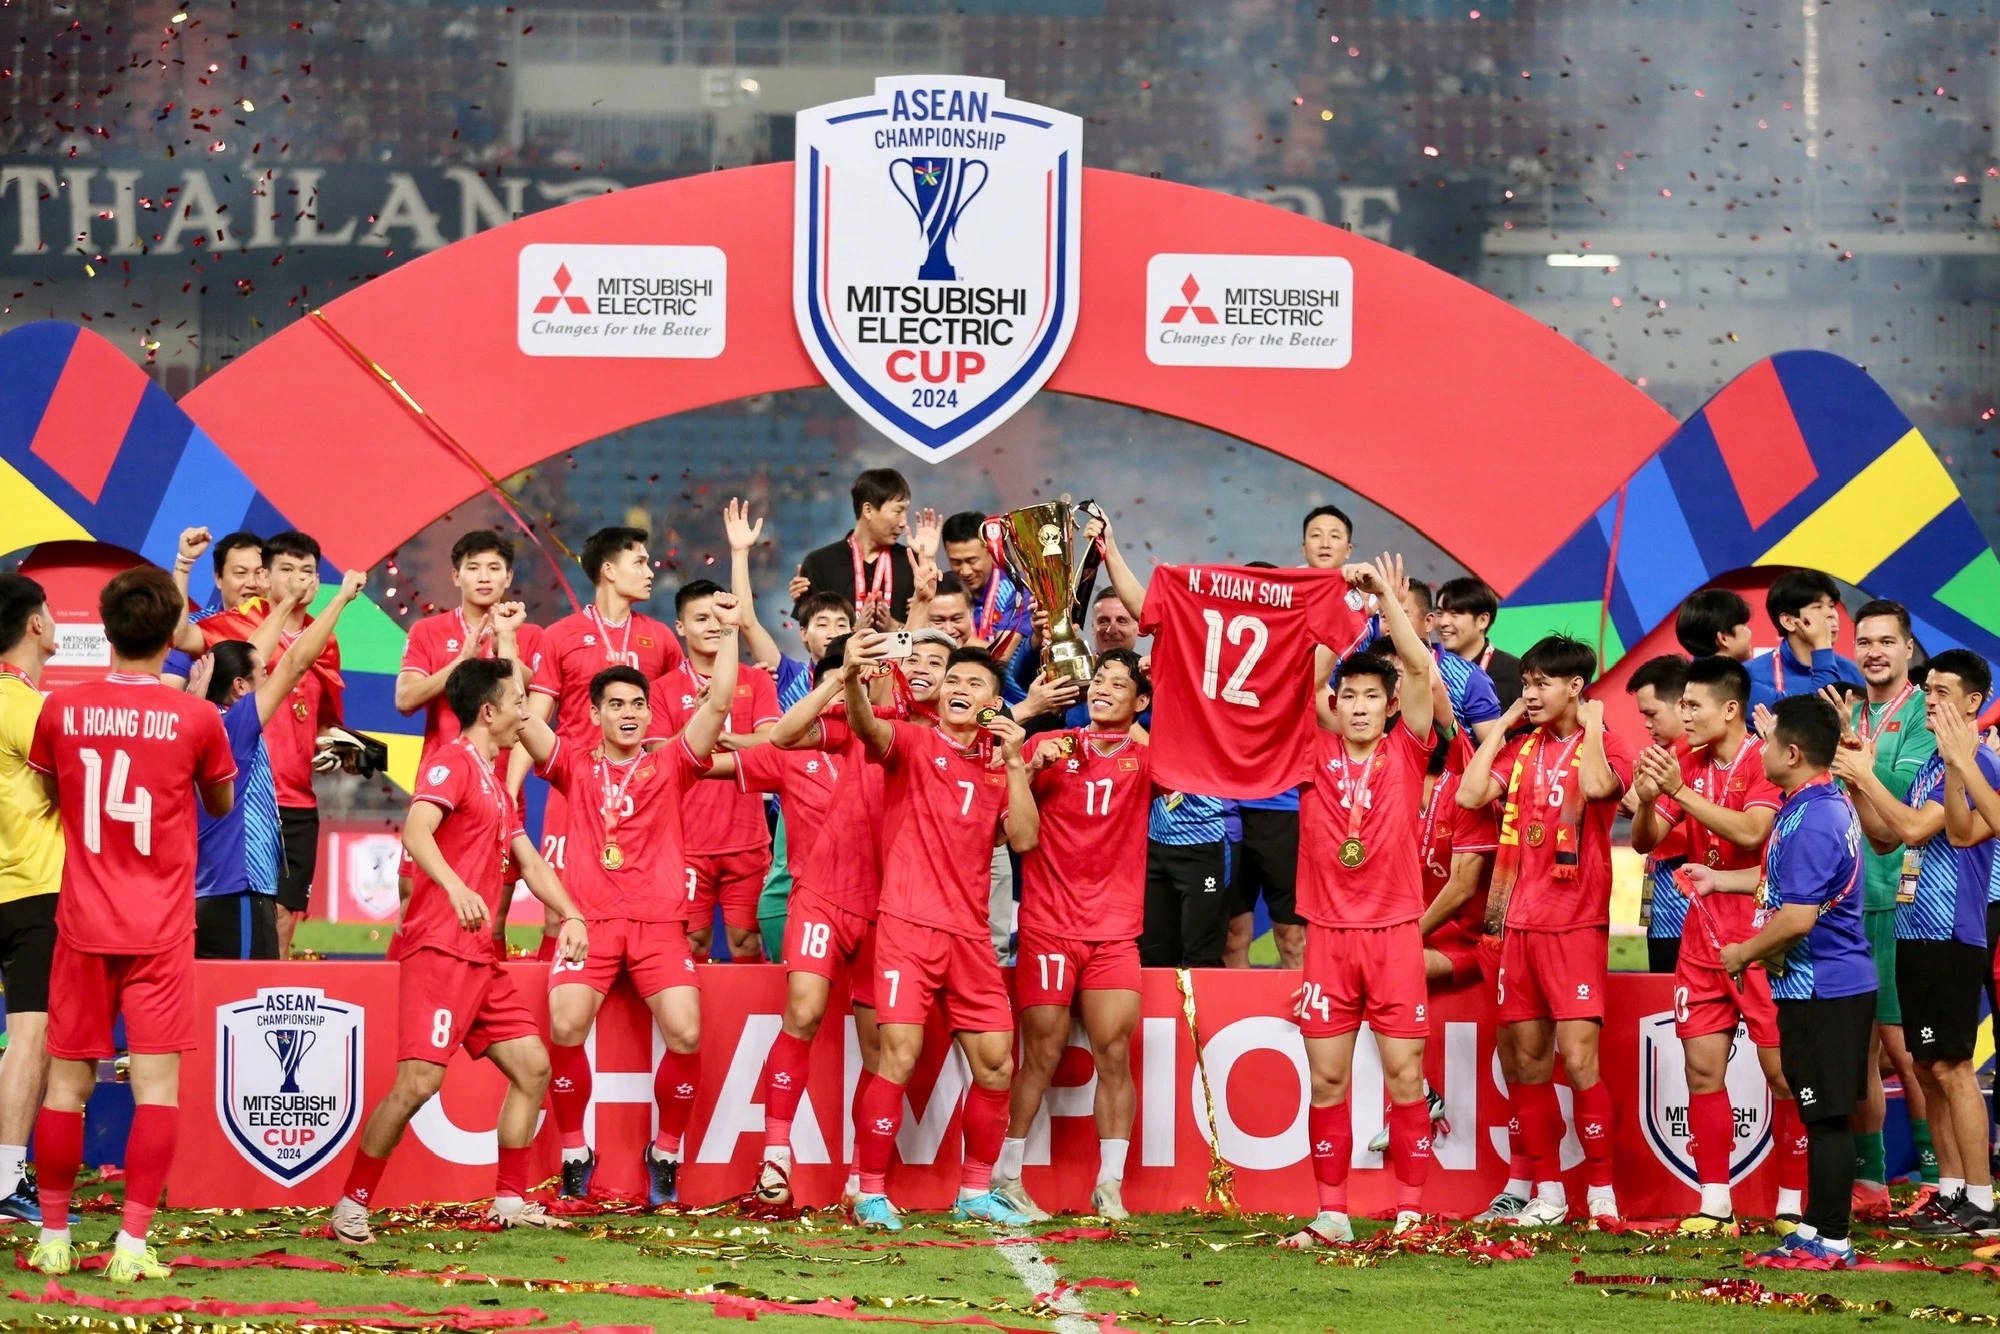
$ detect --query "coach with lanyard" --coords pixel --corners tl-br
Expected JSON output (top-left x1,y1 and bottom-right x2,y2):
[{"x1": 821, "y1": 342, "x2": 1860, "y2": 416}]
[{"x1": 1719, "y1": 695, "x2": 1872, "y2": 1266}]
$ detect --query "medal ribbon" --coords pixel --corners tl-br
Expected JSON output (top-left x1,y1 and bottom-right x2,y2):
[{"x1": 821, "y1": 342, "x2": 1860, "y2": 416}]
[
  {"x1": 455, "y1": 607, "x2": 495, "y2": 658},
  {"x1": 587, "y1": 607, "x2": 635, "y2": 668},
  {"x1": 0, "y1": 661, "x2": 34, "y2": 688},
  {"x1": 1857, "y1": 680, "x2": 1917, "y2": 745},
  {"x1": 1337, "y1": 744, "x2": 1384, "y2": 850},
  {"x1": 594, "y1": 751, "x2": 642, "y2": 857},
  {"x1": 1690, "y1": 734, "x2": 1756, "y2": 867},
  {"x1": 1418, "y1": 771, "x2": 1453, "y2": 880},
  {"x1": 1528, "y1": 728, "x2": 1585, "y2": 819},
  {"x1": 849, "y1": 533, "x2": 893, "y2": 611},
  {"x1": 459, "y1": 738, "x2": 513, "y2": 875}
]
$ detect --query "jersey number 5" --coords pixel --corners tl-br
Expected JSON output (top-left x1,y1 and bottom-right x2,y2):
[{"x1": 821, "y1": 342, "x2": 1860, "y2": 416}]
[
  {"x1": 78, "y1": 747, "x2": 154, "y2": 856},
  {"x1": 1199, "y1": 610, "x2": 1268, "y2": 706}
]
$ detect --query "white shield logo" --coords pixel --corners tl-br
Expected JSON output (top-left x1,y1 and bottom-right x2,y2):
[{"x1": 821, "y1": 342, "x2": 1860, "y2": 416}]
[
  {"x1": 794, "y1": 75, "x2": 1083, "y2": 463},
  {"x1": 1637, "y1": 1009, "x2": 1772, "y2": 1188},
  {"x1": 215, "y1": 987, "x2": 365, "y2": 1185}
]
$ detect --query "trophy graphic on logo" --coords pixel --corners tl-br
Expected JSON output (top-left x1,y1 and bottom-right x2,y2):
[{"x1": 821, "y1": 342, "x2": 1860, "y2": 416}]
[
  {"x1": 888, "y1": 157, "x2": 989, "y2": 282},
  {"x1": 985, "y1": 498, "x2": 1104, "y2": 685},
  {"x1": 264, "y1": 1028, "x2": 316, "y2": 1095}
]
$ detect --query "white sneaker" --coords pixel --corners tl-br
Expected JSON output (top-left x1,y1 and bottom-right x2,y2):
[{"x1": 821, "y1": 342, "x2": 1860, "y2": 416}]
[
  {"x1": 329, "y1": 1197, "x2": 373, "y2": 1245},
  {"x1": 1366, "y1": 1085, "x2": 1448, "y2": 1153},
  {"x1": 755, "y1": 1156, "x2": 793, "y2": 1206},
  {"x1": 1278, "y1": 1211, "x2": 1353, "y2": 1248},
  {"x1": 1507, "y1": 1195, "x2": 1568, "y2": 1227},
  {"x1": 1587, "y1": 1190, "x2": 1619, "y2": 1225},
  {"x1": 1391, "y1": 1210, "x2": 1424, "y2": 1234},
  {"x1": 1473, "y1": 1191, "x2": 1530, "y2": 1223},
  {"x1": 1091, "y1": 1179, "x2": 1129, "y2": 1221},
  {"x1": 485, "y1": 1199, "x2": 570, "y2": 1229},
  {"x1": 990, "y1": 1177, "x2": 1050, "y2": 1223}
]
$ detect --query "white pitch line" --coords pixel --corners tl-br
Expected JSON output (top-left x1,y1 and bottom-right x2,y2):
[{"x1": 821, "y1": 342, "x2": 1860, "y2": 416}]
[{"x1": 997, "y1": 1229, "x2": 1096, "y2": 1334}]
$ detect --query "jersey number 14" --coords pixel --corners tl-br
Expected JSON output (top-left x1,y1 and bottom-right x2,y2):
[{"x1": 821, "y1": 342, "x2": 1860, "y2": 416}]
[{"x1": 78, "y1": 747, "x2": 153, "y2": 856}]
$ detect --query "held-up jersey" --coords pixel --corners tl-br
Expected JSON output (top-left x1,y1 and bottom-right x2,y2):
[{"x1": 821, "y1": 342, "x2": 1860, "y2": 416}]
[
  {"x1": 873, "y1": 721, "x2": 1011, "y2": 940},
  {"x1": 1494, "y1": 726, "x2": 1637, "y2": 932},
  {"x1": 1420, "y1": 769, "x2": 1499, "y2": 935},
  {"x1": 1019, "y1": 731, "x2": 1151, "y2": 942},
  {"x1": 535, "y1": 735, "x2": 707, "y2": 922},
  {"x1": 1139, "y1": 565, "x2": 1369, "y2": 800},
  {"x1": 397, "y1": 740, "x2": 525, "y2": 962},
  {"x1": 28, "y1": 674, "x2": 236, "y2": 954},
  {"x1": 1296, "y1": 721, "x2": 1431, "y2": 929},
  {"x1": 400, "y1": 610, "x2": 546, "y2": 759},
  {"x1": 529, "y1": 609, "x2": 684, "y2": 751},
  {"x1": 733, "y1": 742, "x2": 842, "y2": 880},
  {"x1": 648, "y1": 662, "x2": 780, "y2": 855},
  {"x1": 1652, "y1": 735, "x2": 1783, "y2": 968}
]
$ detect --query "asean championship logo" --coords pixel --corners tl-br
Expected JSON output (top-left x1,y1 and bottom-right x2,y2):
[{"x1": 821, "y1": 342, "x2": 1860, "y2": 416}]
[
  {"x1": 1637, "y1": 1009, "x2": 1772, "y2": 1188},
  {"x1": 216, "y1": 987, "x2": 364, "y2": 1185},
  {"x1": 794, "y1": 75, "x2": 1083, "y2": 463}
]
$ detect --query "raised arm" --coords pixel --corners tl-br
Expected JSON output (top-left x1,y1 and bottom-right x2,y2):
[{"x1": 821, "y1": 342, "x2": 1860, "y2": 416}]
[
  {"x1": 1459, "y1": 695, "x2": 1528, "y2": 808},
  {"x1": 170, "y1": 527, "x2": 211, "y2": 655},
  {"x1": 254, "y1": 571, "x2": 363, "y2": 725},
  {"x1": 1575, "y1": 697, "x2": 1623, "y2": 801},
  {"x1": 1098, "y1": 518, "x2": 1147, "y2": 622},
  {"x1": 725, "y1": 498, "x2": 783, "y2": 672},
  {"x1": 990, "y1": 715, "x2": 1040, "y2": 853},
  {"x1": 1354, "y1": 553, "x2": 1433, "y2": 742},
  {"x1": 772, "y1": 671, "x2": 841, "y2": 750},
  {"x1": 680, "y1": 593, "x2": 742, "y2": 761},
  {"x1": 842, "y1": 632, "x2": 895, "y2": 759}
]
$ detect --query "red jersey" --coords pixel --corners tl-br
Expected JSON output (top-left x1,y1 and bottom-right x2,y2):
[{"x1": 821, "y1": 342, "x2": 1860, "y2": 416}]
[
  {"x1": 528, "y1": 608, "x2": 684, "y2": 751},
  {"x1": 399, "y1": 609, "x2": 546, "y2": 758},
  {"x1": 1019, "y1": 731, "x2": 1151, "y2": 942},
  {"x1": 1297, "y1": 720, "x2": 1431, "y2": 929},
  {"x1": 874, "y1": 721, "x2": 1012, "y2": 940},
  {"x1": 648, "y1": 661, "x2": 780, "y2": 855},
  {"x1": 1654, "y1": 733, "x2": 1782, "y2": 967},
  {"x1": 28, "y1": 673, "x2": 236, "y2": 954},
  {"x1": 535, "y1": 734, "x2": 707, "y2": 922},
  {"x1": 795, "y1": 712, "x2": 892, "y2": 917},
  {"x1": 1139, "y1": 565, "x2": 1369, "y2": 800},
  {"x1": 1420, "y1": 769, "x2": 1499, "y2": 934},
  {"x1": 396, "y1": 739, "x2": 525, "y2": 962},
  {"x1": 1494, "y1": 726, "x2": 1637, "y2": 932},
  {"x1": 734, "y1": 742, "x2": 841, "y2": 879},
  {"x1": 199, "y1": 603, "x2": 341, "y2": 808}
]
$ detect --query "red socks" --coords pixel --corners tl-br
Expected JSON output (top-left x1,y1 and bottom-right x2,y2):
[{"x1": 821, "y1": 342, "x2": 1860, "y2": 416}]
[
  {"x1": 33, "y1": 1107, "x2": 82, "y2": 1227},
  {"x1": 1515, "y1": 1080, "x2": 1563, "y2": 1185},
  {"x1": 1308, "y1": 1101, "x2": 1351, "y2": 1212},
  {"x1": 959, "y1": 1084, "x2": 1010, "y2": 1193},
  {"x1": 1688, "y1": 1089, "x2": 1734, "y2": 1187},
  {"x1": 1388, "y1": 1098, "x2": 1432, "y2": 1211},
  {"x1": 760, "y1": 1032, "x2": 813, "y2": 1153},
  {"x1": 342, "y1": 1150, "x2": 389, "y2": 1207},
  {"x1": 653, "y1": 1049, "x2": 702, "y2": 1155},
  {"x1": 548, "y1": 1043, "x2": 592, "y2": 1149},
  {"x1": 495, "y1": 1144, "x2": 530, "y2": 1200},
  {"x1": 1501, "y1": 1091, "x2": 1532, "y2": 1181},
  {"x1": 534, "y1": 934, "x2": 559, "y2": 962},
  {"x1": 1574, "y1": 1080, "x2": 1615, "y2": 1191},
  {"x1": 119, "y1": 1104, "x2": 178, "y2": 1240},
  {"x1": 847, "y1": 1070, "x2": 876, "y2": 1178},
  {"x1": 1773, "y1": 1096, "x2": 1808, "y2": 1191},
  {"x1": 855, "y1": 1075, "x2": 906, "y2": 1195}
]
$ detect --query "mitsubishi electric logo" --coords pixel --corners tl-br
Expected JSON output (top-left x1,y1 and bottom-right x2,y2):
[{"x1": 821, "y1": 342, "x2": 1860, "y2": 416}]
[
  {"x1": 1146, "y1": 253, "x2": 1354, "y2": 369},
  {"x1": 1161, "y1": 276, "x2": 1219, "y2": 325},
  {"x1": 533, "y1": 264, "x2": 592, "y2": 315},
  {"x1": 517, "y1": 243, "x2": 727, "y2": 359}
]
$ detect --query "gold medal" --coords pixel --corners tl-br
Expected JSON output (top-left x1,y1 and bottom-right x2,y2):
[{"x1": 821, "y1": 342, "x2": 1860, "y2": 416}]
[
  {"x1": 1705, "y1": 847, "x2": 1722, "y2": 868},
  {"x1": 1338, "y1": 837, "x2": 1367, "y2": 869},
  {"x1": 974, "y1": 706, "x2": 1000, "y2": 727},
  {"x1": 601, "y1": 842, "x2": 624, "y2": 871},
  {"x1": 1055, "y1": 734, "x2": 1076, "y2": 756},
  {"x1": 291, "y1": 694, "x2": 310, "y2": 721},
  {"x1": 1524, "y1": 822, "x2": 1546, "y2": 847}
]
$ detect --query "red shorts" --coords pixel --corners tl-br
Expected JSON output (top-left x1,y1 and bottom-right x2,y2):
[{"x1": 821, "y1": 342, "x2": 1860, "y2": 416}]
[
  {"x1": 1013, "y1": 931, "x2": 1142, "y2": 1009},
  {"x1": 398, "y1": 947, "x2": 540, "y2": 1064},
  {"x1": 47, "y1": 940, "x2": 196, "y2": 1059},
  {"x1": 1496, "y1": 927, "x2": 1608, "y2": 1024},
  {"x1": 784, "y1": 891, "x2": 877, "y2": 1010},
  {"x1": 548, "y1": 917, "x2": 698, "y2": 999},
  {"x1": 873, "y1": 915, "x2": 1012, "y2": 1033},
  {"x1": 1423, "y1": 922, "x2": 1485, "y2": 989},
  {"x1": 1674, "y1": 959, "x2": 1780, "y2": 1048},
  {"x1": 686, "y1": 848, "x2": 772, "y2": 931},
  {"x1": 1299, "y1": 922, "x2": 1428, "y2": 1040}
]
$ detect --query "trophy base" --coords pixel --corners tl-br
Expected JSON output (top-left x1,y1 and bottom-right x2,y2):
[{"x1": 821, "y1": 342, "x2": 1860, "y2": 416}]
[{"x1": 1044, "y1": 642, "x2": 1095, "y2": 685}]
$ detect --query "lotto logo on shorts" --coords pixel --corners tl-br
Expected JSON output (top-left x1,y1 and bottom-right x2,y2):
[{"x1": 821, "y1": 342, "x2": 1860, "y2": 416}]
[
  {"x1": 215, "y1": 988, "x2": 365, "y2": 1186},
  {"x1": 1636, "y1": 1010, "x2": 1773, "y2": 1189}
]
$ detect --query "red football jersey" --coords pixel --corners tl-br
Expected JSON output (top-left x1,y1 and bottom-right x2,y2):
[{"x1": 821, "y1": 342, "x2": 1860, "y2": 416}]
[
  {"x1": 1654, "y1": 733, "x2": 1782, "y2": 967},
  {"x1": 648, "y1": 661, "x2": 780, "y2": 855},
  {"x1": 536, "y1": 735, "x2": 706, "y2": 922},
  {"x1": 28, "y1": 674, "x2": 236, "y2": 954},
  {"x1": 400, "y1": 609, "x2": 546, "y2": 759},
  {"x1": 734, "y1": 742, "x2": 841, "y2": 880},
  {"x1": 1139, "y1": 565, "x2": 1370, "y2": 800},
  {"x1": 874, "y1": 721, "x2": 1012, "y2": 940},
  {"x1": 528, "y1": 608, "x2": 684, "y2": 751},
  {"x1": 1019, "y1": 731, "x2": 1151, "y2": 942},
  {"x1": 1420, "y1": 769, "x2": 1499, "y2": 934},
  {"x1": 396, "y1": 739, "x2": 526, "y2": 962},
  {"x1": 200, "y1": 604, "x2": 342, "y2": 809},
  {"x1": 1495, "y1": 726, "x2": 1637, "y2": 932},
  {"x1": 1297, "y1": 721, "x2": 1431, "y2": 929},
  {"x1": 795, "y1": 711, "x2": 893, "y2": 917}
]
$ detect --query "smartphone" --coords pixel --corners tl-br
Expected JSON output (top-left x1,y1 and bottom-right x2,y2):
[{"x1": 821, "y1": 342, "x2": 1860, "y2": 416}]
[{"x1": 880, "y1": 630, "x2": 915, "y2": 660}]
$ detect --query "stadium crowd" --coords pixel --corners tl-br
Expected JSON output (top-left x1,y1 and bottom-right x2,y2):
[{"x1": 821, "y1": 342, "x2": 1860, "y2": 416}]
[{"x1": 0, "y1": 463, "x2": 1994, "y2": 1279}]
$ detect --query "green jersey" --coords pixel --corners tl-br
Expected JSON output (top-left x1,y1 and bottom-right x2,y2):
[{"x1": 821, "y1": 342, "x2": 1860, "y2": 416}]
[{"x1": 1850, "y1": 686, "x2": 1935, "y2": 912}]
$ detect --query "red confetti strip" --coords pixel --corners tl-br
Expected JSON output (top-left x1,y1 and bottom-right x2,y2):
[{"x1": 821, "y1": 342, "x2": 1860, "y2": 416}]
[
  {"x1": 7, "y1": 1278, "x2": 549, "y2": 1327},
  {"x1": 812, "y1": 1227, "x2": 1116, "y2": 1251},
  {"x1": 1741, "y1": 1249, "x2": 1953, "y2": 1272}
]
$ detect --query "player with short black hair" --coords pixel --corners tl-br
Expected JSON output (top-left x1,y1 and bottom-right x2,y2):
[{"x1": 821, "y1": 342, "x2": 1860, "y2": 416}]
[
  {"x1": 1435, "y1": 577, "x2": 1522, "y2": 711},
  {"x1": 332, "y1": 656, "x2": 587, "y2": 1242},
  {"x1": 941, "y1": 510, "x2": 1032, "y2": 657},
  {"x1": 399, "y1": 530, "x2": 543, "y2": 763},
  {"x1": 28, "y1": 566, "x2": 237, "y2": 1281},
  {"x1": 1625, "y1": 655, "x2": 1693, "y2": 974},
  {"x1": 796, "y1": 469, "x2": 925, "y2": 625}
]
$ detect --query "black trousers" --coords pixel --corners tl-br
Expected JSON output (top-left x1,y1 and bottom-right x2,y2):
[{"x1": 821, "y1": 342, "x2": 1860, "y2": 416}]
[{"x1": 1141, "y1": 840, "x2": 1232, "y2": 968}]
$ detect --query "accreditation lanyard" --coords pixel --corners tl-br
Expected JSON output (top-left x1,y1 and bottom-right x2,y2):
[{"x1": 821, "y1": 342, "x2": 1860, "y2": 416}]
[
  {"x1": 1857, "y1": 681, "x2": 1917, "y2": 745},
  {"x1": 0, "y1": 662, "x2": 34, "y2": 689}
]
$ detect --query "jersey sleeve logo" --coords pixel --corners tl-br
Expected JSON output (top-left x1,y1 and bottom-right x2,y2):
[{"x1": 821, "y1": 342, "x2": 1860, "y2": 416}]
[{"x1": 425, "y1": 764, "x2": 451, "y2": 785}]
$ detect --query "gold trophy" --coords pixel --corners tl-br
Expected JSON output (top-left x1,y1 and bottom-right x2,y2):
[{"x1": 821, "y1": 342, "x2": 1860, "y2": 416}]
[{"x1": 983, "y1": 497, "x2": 1101, "y2": 685}]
